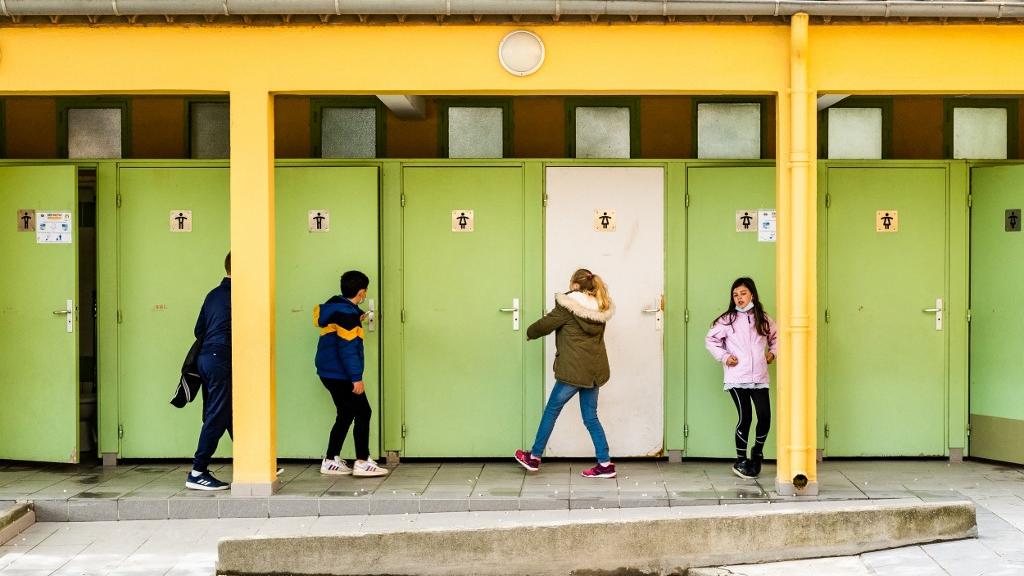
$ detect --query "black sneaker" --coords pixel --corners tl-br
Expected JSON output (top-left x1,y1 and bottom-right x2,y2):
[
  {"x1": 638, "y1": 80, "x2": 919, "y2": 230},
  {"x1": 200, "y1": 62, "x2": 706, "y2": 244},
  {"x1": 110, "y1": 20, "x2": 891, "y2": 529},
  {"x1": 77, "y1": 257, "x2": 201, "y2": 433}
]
[
  {"x1": 748, "y1": 455, "x2": 763, "y2": 478},
  {"x1": 185, "y1": 470, "x2": 229, "y2": 491},
  {"x1": 732, "y1": 459, "x2": 755, "y2": 480}
]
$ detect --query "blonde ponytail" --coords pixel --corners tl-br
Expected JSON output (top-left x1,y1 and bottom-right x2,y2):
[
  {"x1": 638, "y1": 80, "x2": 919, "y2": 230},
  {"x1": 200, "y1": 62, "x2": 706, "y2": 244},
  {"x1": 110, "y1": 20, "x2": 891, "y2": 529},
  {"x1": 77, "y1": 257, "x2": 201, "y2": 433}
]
[{"x1": 569, "y1": 268, "x2": 612, "y2": 312}]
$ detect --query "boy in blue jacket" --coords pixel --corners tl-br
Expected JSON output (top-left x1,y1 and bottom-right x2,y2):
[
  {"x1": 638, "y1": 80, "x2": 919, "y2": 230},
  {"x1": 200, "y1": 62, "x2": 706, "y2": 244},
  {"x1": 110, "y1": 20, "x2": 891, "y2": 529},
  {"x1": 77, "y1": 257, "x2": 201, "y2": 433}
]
[{"x1": 314, "y1": 270, "x2": 388, "y2": 477}]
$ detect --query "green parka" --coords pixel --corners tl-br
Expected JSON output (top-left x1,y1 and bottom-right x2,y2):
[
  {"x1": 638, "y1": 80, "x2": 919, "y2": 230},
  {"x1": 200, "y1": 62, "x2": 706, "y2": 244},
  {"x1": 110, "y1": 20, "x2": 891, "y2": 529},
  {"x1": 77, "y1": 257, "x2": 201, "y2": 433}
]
[{"x1": 526, "y1": 291, "x2": 615, "y2": 388}]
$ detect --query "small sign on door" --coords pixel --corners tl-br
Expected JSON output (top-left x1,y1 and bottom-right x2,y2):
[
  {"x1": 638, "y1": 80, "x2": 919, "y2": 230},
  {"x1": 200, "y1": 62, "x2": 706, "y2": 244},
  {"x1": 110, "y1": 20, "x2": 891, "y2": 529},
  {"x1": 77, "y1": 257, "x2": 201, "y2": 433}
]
[
  {"x1": 758, "y1": 209, "x2": 777, "y2": 243},
  {"x1": 170, "y1": 210, "x2": 192, "y2": 232},
  {"x1": 452, "y1": 210, "x2": 474, "y2": 232},
  {"x1": 736, "y1": 210, "x2": 757, "y2": 232},
  {"x1": 36, "y1": 211, "x2": 73, "y2": 244},
  {"x1": 1006, "y1": 209, "x2": 1021, "y2": 232},
  {"x1": 594, "y1": 210, "x2": 616, "y2": 232},
  {"x1": 17, "y1": 210, "x2": 35, "y2": 232},
  {"x1": 876, "y1": 210, "x2": 899, "y2": 233},
  {"x1": 308, "y1": 210, "x2": 330, "y2": 233}
]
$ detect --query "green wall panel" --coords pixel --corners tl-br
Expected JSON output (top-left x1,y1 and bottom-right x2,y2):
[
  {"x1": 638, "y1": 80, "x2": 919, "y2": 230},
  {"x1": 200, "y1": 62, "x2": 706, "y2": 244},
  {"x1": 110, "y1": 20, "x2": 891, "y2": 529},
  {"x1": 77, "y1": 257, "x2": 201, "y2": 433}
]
[
  {"x1": 118, "y1": 166, "x2": 231, "y2": 458},
  {"x1": 274, "y1": 166, "x2": 381, "y2": 459},
  {"x1": 0, "y1": 165, "x2": 80, "y2": 462}
]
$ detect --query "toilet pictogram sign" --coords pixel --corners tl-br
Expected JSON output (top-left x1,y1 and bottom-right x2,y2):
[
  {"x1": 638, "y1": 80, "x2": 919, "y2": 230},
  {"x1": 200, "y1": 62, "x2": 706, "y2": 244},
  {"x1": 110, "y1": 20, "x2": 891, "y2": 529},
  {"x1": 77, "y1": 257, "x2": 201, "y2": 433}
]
[
  {"x1": 735, "y1": 210, "x2": 757, "y2": 232},
  {"x1": 1006, "y1": 209, "x2": 1021, "y2": 232},
  {"x1": 452, "y1": 210, "x2": 474, "y2": 232},
  {"x1": 308, "y1": 210, "x2": 330, "y2": 233},
  {"x1": 876, "y1": 210, "x2": 899, "y2": 233},
  {"x1": 170, "y1": 210, "x2": 193, "y2": 232},
  {"x1": 16, "y1": 210, "x2": 35, "y2": 232},
  {"x1": 594, "y1": 209, "x2": 616, "y2": 232}
]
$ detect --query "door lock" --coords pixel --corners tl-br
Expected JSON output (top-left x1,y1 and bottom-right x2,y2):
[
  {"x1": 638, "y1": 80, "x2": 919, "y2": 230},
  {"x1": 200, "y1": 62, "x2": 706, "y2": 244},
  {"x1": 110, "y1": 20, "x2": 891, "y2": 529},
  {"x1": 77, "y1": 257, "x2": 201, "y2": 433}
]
[
  {"x1": 366, "y1": 299, "x2": 376, "y2": 332},
  {"x1": 499, "y1": 298, "x2": 520, "y2": 331},
  {"x1": 923, "y1": 298, "x2": 943, "y2": 331}
]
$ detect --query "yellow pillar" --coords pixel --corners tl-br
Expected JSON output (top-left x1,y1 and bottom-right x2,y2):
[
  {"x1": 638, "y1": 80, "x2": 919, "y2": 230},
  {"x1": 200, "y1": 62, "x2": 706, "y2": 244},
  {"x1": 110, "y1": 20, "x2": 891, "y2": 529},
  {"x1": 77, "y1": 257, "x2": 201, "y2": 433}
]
[
  {"x1": 229, "y1": 86, "x2": 279, "y2": 496},
  {"x1": 776, "y1": 12, "x2": 819, "y2": 496}
]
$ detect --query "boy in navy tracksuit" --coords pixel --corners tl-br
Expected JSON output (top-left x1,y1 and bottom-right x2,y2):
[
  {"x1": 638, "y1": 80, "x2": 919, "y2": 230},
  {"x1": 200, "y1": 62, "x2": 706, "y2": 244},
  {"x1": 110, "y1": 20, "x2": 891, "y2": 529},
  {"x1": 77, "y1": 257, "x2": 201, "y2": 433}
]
[
  {"x1": 186, "y1": 252, "x2": 233, "y2": 491},
  {"x1": 314, "y1": 270, "x2": 388, "y2": 477}
]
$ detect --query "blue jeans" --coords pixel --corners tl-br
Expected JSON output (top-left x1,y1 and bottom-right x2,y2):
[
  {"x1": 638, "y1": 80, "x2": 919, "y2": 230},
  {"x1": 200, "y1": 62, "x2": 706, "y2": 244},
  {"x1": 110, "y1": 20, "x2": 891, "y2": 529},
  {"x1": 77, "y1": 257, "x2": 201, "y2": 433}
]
[
  {"x1": 531, "y1": 380, "x2": 610, "y2": 463},
  {"x1": 192, "y1": 352, "x2": 233, "y2": 473}
]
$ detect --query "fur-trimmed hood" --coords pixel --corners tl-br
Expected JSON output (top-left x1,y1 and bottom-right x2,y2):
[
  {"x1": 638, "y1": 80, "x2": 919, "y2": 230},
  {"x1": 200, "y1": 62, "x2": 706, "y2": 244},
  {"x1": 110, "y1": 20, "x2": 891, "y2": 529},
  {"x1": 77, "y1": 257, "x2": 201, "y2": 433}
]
[{"x1": 555, "y1": 291, "x2": 615, "y2": 324}]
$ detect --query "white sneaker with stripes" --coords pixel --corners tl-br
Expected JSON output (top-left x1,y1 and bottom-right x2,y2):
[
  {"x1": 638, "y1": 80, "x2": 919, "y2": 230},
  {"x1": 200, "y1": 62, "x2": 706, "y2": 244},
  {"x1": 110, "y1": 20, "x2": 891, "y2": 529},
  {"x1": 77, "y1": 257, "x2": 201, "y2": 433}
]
[
  {"x1": 320, "y1": 457, "x2": 352, "y2": 476},
  {"x1": 352, "y1": 458, "x2": 389, "y2": 477}
]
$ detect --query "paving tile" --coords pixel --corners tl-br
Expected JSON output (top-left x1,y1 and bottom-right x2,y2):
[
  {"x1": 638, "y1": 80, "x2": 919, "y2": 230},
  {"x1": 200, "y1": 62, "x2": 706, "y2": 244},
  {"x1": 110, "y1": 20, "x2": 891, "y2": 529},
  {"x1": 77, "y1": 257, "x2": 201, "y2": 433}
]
[
  {"x1": 268, "y1": 498, "x2": 318, "y2": 518},
  {"x1": 318, "y1": 498, "x2": 371, "y2": 516},
  {"x1": 420, "y1": 498, "x2": 470, "y2": 513},
  {"x1": 117, "y1": 498, "x2": 171, "y2": 520},
  {"x1": 518, "y1": 496, "x2": 569, "y2": 511},
  {"x1": 31, "y1": 499, "x2": 69, "y2": 522},
  {"x1": 368, "y1": 498, "x2": 419, "y2": 515},
  {"x1": 169, "y1": 497, "x2": 220, "y2": 519},
  {"x1": 469, "y1": 498, "x2": 519, "y2": 512},
  {"x1": 68, "y1": 498, "x2": 118, "y2": 521},
  {"x1": 219, "y1": 497, "x2": 268, "y2": 518}
]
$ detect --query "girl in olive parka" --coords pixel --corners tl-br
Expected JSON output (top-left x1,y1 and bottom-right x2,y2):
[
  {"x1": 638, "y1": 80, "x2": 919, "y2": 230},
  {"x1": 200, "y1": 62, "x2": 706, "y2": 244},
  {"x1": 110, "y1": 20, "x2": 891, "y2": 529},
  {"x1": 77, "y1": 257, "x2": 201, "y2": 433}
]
[{"x1": 515, "y1": 268, "x2": 617, "y2": 479}]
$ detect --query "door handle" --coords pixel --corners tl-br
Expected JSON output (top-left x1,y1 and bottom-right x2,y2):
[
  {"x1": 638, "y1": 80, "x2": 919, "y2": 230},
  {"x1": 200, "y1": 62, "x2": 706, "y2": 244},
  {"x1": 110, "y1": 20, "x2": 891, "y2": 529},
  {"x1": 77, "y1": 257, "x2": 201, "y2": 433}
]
[
  {"x1": 499, "y1": 298, "x2": 520, "y2": 331},
  {"x1": 366, "y1": 299, "x2": 376, "y2": 332},
  {"x1": 643, "y1": 295, "x2": 664, "y2": 331},
  {"x1": 922, "y1": 298, "x2": 943, "y2": 331},
  {"x1": 53, "y1": 299, "x2": 74, "y2": 333}
]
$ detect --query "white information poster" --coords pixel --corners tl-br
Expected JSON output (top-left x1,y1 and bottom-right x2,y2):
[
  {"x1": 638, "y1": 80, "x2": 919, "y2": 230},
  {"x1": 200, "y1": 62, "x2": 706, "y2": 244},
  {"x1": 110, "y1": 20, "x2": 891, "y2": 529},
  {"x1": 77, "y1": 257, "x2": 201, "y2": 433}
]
[
  {"x1": 36, "y1": 211, "x2": 73, "y2": 244},
  {"x1": 758, "y1": 208, "x2": 777, "y2": 243}
]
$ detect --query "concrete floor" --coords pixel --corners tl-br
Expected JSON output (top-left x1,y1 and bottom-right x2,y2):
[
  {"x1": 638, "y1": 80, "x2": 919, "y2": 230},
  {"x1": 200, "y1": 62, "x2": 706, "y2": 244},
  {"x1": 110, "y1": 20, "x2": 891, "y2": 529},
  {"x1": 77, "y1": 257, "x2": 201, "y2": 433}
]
[{"x1": 0, "y1": 459, "x2": 1023, "y2": 575}]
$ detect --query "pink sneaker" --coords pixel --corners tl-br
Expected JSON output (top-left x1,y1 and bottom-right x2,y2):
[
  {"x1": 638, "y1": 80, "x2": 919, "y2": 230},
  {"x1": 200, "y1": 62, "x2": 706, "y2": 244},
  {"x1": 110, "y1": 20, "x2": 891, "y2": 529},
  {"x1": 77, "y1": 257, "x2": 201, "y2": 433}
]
[
  {"x1": 581, "y1": 463, "x2": 616, "y2": 479},
  {"x1": 514, "y1": 449, "x2": 541, "y2": 472}
]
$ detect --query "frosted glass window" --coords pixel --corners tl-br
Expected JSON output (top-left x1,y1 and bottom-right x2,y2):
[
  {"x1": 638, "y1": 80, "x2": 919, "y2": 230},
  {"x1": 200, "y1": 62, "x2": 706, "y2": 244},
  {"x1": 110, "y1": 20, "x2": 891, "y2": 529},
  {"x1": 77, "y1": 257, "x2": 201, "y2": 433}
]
[
  {"x1": 953, "y1": 107, "x2": 1008, "y2": 159},
  {"x1": 697, "y1": 103, "x2": 761, "y2": 159},
  {"x1": 575, "y1": 107, "x2": 631, "y2": 158},
  {"x1": 322, "y1": 107, "x2": 377, "y2": 158},
  {"x1": 448, "y1": 107, "x2": 504, "y2": 158},
  {"x1": 827, "y1": 108, "x2": 883, "y2": 159},
  {"x1": 190, "y1": 103, "x2": 230, "y2": 159},
  {"x1": 68, "y1": 108, "x2": 122, "y2": 159}
]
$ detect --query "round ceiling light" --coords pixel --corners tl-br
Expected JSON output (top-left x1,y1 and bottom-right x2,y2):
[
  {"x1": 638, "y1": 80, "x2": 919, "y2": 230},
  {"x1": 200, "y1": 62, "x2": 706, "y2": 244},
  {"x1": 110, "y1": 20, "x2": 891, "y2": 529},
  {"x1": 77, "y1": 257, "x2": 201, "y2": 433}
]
[{"x1": 498, "y1": 30, "x2": 545, "y2": 77}]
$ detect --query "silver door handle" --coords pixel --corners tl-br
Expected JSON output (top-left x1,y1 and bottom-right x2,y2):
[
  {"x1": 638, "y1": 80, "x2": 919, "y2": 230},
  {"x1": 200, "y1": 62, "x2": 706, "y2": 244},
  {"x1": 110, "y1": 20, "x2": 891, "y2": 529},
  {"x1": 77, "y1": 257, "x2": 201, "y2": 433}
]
[
  {"x1": 52, "y1": 309, "x2": 71, "y2": 315},
  {"x1": 642, "y1": 308, "x2": 659, "y2": 313},
  {"x1": 922, "y1": 298, "x2": 943, "y2": 331},
  {"x1": 54, "y1": 299, "x2": 74, "y2": 333},
  {"x1": 366, "y1": 299, "x2": 376, "y2": 332},
  {"x1": 499, "y1": 298, "x2": 520, "y2": 331}
]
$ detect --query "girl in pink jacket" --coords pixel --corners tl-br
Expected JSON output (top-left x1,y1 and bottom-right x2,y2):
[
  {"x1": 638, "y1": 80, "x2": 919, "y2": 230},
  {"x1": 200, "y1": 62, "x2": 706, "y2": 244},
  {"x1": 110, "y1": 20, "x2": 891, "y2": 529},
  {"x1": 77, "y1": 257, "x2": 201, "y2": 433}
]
[{"x1": 705, "y1": 277, "x2": 778, "y2": 480}]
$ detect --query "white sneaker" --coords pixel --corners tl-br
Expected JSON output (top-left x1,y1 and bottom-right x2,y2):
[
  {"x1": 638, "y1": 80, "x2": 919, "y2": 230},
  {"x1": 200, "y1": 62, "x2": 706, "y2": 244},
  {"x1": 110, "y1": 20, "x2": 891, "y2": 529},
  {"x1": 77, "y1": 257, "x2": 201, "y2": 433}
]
[
  {"x1": 352, "y1": 458, "x2": 389, "y2": 477},
  {"x1": 320, "y1": 457, "x2": 352, "y2": 476}
]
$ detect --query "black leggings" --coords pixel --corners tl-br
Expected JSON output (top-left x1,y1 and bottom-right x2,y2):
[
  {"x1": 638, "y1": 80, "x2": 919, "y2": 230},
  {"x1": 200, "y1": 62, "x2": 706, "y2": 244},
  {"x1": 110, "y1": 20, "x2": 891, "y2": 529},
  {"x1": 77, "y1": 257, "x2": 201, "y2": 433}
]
[
  {"x1": 728, "y1": 387, "x2": 771, "y2": 460},
  {"x1": 321, "y1": 377, "x2": 371, "y2": 461}
]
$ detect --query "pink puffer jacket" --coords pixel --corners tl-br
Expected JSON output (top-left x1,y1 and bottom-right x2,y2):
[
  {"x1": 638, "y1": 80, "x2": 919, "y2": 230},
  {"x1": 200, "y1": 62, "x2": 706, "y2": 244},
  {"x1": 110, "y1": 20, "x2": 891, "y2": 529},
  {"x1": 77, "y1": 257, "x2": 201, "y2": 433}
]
[{"x1": 705, "y1": 310, "x2": 778, "y2": 385}]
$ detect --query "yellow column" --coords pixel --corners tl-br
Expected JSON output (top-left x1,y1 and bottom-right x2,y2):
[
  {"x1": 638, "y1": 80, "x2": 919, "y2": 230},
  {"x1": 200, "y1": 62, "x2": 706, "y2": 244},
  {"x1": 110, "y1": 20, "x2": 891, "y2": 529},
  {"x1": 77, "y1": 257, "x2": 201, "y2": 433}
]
[
  {"x1": 776, "y1": 12, "x2": 818, "y2": 496},
  {"x1": 229, "y1": 86, "x2": 279, "y2": 497}
]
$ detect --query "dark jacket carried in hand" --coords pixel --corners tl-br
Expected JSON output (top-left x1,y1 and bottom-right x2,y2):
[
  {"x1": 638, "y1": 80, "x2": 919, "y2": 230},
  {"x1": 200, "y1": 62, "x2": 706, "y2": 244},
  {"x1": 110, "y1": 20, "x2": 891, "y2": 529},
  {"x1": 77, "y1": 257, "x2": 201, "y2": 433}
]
[
  {"x1": 194, "y1": 277, "x2": 232, "y2": 356},
  {"x1": 527, "y1": 291, "x2": 615, "y2": 389},
  {"x1": 314, "y1": 296, "x2": 365, "y2": 382}
]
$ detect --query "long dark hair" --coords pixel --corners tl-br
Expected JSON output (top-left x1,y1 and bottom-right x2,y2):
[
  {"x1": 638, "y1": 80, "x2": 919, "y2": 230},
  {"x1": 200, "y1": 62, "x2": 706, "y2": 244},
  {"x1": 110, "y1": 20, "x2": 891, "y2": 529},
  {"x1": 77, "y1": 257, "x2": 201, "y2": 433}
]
[{"x1": 711, "y1": 277, "x2": 771, "y2": 337}]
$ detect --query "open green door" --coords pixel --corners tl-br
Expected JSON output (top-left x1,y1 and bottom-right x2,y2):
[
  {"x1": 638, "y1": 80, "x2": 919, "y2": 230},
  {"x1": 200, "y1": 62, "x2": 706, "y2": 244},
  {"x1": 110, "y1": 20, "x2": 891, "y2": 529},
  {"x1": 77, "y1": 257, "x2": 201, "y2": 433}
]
[
  {"x1": 118, "y1": 167, "x2": 230, "y2": 458},
  {"x1": 402, "y1": 167, "x2": 525, "y2": 457},
  {"x1": 969, "y1": 164, "x2": 1024, "y2": 463},
  {"x1": 0, "y1": 165, "x2": 80, "y2": 462},
  {"x1": 275, "y1": 166, "x2": 380, "y2": 459},
  {"x1": 684, "y1": 166, "x2": 777, "y2": 458},
  {"x1": 824, "y1": 166, "x2": 947, "y2": 457}
]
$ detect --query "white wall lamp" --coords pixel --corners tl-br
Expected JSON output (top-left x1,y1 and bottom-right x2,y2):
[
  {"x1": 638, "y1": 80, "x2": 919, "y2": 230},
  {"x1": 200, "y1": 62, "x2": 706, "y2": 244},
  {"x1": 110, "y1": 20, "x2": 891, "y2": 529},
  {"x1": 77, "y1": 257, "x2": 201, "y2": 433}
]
[{"x1": 498, "y1": 30, "x2": 545, "y2": 77}]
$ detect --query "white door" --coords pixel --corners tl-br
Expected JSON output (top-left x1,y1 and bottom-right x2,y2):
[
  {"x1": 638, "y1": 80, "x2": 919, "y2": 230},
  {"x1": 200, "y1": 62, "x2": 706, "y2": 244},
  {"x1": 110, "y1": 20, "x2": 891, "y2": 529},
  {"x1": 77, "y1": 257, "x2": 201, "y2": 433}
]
[{"x1": 543, "y1": 167, "x2": 665, "y2": 457}]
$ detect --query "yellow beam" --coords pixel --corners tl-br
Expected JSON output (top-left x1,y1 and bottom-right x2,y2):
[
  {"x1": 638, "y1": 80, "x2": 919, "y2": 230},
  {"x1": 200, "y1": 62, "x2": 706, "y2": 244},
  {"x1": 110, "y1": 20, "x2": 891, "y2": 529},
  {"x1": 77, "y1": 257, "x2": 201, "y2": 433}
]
[
  {"x1": 0, "y1": 25, "x2": 787, "y2": 94},
  {"x1": 229, "y1": 86, "x2": 278, "y2": 496}
]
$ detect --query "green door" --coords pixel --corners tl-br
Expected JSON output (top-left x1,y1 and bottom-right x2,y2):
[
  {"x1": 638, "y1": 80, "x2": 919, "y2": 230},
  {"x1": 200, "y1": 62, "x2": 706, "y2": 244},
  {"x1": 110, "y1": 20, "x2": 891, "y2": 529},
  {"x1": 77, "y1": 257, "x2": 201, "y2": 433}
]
[
  {"x1": 402, "y1": 167, "x2": 525, "y2": 457},
  {"x1": 825, "y1": 166, "x2": 947, "y2": 457},
  {"x1": 684, "y1": 166, "x2": 777, "y2": 458},
  {"x1": 275, "y1": 166, "x2": 380, "y2": 459},
  {"x1": 0, "y1": 166, "x2": 80, "y2": 462},
  {"x1": 969, "y1": 164, "x2": 1024, "y2": 463},
  {"x1": 118, "y1": 167, "x2": 231, "y2": 458}
]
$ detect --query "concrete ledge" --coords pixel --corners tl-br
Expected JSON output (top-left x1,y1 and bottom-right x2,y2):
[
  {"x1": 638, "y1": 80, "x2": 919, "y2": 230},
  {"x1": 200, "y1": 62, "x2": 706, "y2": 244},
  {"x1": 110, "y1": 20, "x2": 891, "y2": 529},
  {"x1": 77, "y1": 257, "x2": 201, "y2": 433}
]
[
  {"x1": 217, "y1": 500, "x2": 977, "y2": 575},
  {"x1": 0, "y1": 503, "x2": 35, "y2": 546}
]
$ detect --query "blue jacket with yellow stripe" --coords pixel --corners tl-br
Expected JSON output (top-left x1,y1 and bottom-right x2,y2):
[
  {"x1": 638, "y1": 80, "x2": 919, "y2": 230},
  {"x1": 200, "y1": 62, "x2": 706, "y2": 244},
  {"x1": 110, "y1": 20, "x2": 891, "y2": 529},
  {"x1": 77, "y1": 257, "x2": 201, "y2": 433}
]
[{"x1": 314, "y1": 296, "x2": 364, "y2": 382}]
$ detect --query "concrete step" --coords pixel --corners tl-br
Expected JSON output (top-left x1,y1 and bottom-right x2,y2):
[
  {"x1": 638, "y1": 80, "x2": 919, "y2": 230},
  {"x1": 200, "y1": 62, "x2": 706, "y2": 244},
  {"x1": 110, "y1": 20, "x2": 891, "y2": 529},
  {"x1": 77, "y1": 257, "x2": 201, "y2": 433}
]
[
  {"x1": 217, "y1": 499, "x2": 977, "y2": 576},
  {"x1": 0, "y1": 502, "x2": 35, "y2": 546}
]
